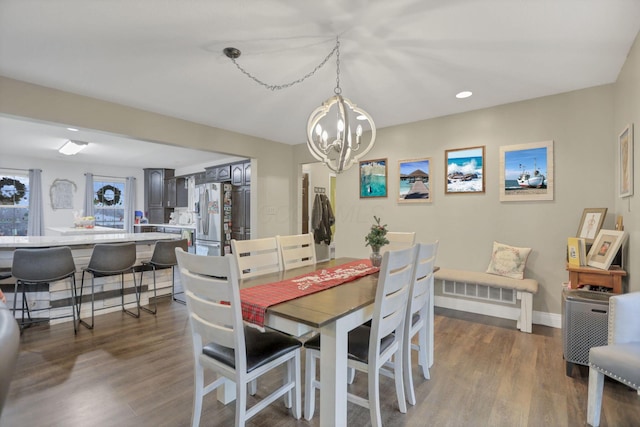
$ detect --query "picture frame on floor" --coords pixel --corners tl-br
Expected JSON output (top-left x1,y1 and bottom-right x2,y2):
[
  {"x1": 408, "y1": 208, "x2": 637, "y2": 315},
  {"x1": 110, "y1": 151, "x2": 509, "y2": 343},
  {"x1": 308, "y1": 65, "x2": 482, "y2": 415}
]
[
  {"x1": 360, "y1": 158, "x2": 387, "y2": 198},
  {"x1": 398, "y1": 157, "x2": 431, "y2": 203},
  {"x1": 499, "y1": 140, "x2": 554, "y2": 202}
]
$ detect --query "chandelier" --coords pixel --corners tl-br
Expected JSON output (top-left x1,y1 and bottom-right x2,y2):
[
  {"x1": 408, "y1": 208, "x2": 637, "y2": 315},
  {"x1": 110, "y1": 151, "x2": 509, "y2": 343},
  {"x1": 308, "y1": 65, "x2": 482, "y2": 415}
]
[{"x1": 224, "y1": 37, "x2": 376, "y2": 173}]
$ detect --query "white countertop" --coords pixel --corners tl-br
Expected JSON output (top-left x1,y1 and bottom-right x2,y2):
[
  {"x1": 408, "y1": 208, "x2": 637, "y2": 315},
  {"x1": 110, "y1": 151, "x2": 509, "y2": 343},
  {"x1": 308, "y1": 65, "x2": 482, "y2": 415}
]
[
  {"x1": 48, "y1": 226, "x2": 125, "y2": 236},
  {"x1": 134, "y1": 223, "x2": 196, "y2": 230},
  {"x1": 0, "y1": 232, "x2": 178, "y2": 248}
]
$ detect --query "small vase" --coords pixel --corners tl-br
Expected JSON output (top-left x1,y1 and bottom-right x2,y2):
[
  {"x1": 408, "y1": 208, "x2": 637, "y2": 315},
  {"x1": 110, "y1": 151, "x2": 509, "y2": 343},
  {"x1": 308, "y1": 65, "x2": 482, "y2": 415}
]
[{"x1": 369, "y1": 247, "x2": 382, "y2": 267}]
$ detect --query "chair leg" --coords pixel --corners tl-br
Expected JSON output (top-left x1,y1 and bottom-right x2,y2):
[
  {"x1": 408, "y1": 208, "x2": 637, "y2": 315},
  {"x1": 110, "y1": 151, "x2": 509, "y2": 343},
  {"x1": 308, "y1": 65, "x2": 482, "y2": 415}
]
[
  {"x1": 172, "y1": 266, "x2": 186, "y2": 305},
  {"x1": 587, "y1": 366, "x2": 604, "y2": 427},
  {"x1": 291, "y1": 350, "x2": 302, "y2": 419},
  {"x1": 368, "y1": 363, "x2": 383, "y2": 427},
  {"x1": 248, "y1": 379, "x2": 257, "y2": 396},
  {"x1": 121, "y1": 271, "x2": 140, "y2": 318},
  {"x1": 192, "y1": 363, "x2": 204, "y2": 427},
  {"x1": 70, "y1": 276, "x2": 77, "y2": 334},
  {"x1": 139, "y1": 267, "x2": 158, "y2": 315},
  {"x1": 418, "y1": 322, "x2": 430, "y2": 380},
  {"x1": 404, "y1": 331, "x2": 417, "y2": 406},
  {"x1": 304, "y1": 349, "x2": 317, "y2": 421},
  {"x1": 235, "y1": 379, "x2": 248, "y2": 427},
  {"x1": 77, "y1": 271, "x2": 95, "y2": 330},
  {"x1": 394, "y1": 348, "x2": 407, "y2": 414}
]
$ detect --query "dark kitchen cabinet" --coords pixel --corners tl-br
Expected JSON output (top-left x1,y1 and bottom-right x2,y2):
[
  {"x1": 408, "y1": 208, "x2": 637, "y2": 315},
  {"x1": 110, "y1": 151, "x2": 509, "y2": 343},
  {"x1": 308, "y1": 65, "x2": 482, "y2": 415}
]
[
  {"x1": 231, "y1": 185, "x2": 250, "y2": 241},
  {"x1": 231, "y1": 161, "x2": 251, "y2": 186},
  {"x1": 144, "y1": 168, "x2": 174, "y2": 224},
  {"x1": 165, "y1": 177, "x2": 188, "y2": 208},
  {"x1": 204, "y1": 165, "x2": 231, "y2": 183}
]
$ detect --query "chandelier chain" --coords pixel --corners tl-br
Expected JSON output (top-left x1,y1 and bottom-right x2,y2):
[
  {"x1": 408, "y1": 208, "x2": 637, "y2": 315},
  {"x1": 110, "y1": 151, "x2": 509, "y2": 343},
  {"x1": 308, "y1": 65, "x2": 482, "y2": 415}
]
[
  {"x1": 334, "y1": 37, "x2": 341, "y2": 95},
  {"x1": 229, "y1": 39, "x2": 339, "y2": 91}
]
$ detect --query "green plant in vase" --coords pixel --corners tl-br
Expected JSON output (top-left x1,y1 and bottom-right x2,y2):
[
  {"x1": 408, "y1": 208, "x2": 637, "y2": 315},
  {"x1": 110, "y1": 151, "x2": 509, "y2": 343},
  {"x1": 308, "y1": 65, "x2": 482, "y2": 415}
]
[{"x1": 365, "y1": 216, "x2": 389, "y2": 267}]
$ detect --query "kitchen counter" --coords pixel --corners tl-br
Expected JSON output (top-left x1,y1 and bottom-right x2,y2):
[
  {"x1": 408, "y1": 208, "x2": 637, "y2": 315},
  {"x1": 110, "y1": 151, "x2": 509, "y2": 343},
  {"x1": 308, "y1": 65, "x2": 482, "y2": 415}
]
[
  {"x1": 48, "y1": 226, "x2": 125, "y2": 236},
  {"x1": 0, "y1": 232, "x2": 178, "y2": 249},
  {"x1": 0, "y1": 232, "x2": 182, "y2": 326},
  {"x1": 134, "y1": 223, "x2": 195, "y2": 230}
]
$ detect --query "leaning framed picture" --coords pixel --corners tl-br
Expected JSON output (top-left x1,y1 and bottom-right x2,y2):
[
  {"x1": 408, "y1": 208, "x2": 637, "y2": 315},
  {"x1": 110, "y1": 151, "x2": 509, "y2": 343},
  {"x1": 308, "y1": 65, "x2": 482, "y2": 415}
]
[
  {"x1": 619, "y1": 123, "x2": 633, "y2": 198},
  {"x1": 499, "y1": 140, "x2": 554, "y2": 202},
  {"x1": 587, "y1": 229, "x2": 628, "y2": 270},
  {"x1": 444, "y1": 146, "x2": 485, "y2": 194},
  {"x1": 398, "y1": 157, "x2": 431, "y2": 203},
  {"x1": 359, "y1": 158, "x2": 387, "y2": 198},
  {"x1": 576, "y1": 207, "x2": 607, "y2": 245}
]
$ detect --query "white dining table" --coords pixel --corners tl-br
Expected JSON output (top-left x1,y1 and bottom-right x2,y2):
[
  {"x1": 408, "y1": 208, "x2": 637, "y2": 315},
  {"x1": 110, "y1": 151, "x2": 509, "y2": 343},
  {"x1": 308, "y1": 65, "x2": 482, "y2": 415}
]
[{"x1": 238, "y1": 257, "x2": 378, "y2": 427}]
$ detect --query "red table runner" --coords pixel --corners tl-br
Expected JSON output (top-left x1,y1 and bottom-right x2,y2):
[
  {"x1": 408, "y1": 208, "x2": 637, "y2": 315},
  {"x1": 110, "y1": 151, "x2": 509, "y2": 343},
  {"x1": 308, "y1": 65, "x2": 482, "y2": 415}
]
[{"x1": 240, "y1": 259, "x2": 378, "y2": 327}]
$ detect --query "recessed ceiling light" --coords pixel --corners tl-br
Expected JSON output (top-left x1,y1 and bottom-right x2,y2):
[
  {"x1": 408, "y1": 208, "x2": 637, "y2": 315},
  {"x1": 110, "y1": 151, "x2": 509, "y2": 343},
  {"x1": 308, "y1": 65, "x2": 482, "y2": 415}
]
[
  {"x1": 67, "y1": 127, "x2": 79, "y2": 132},
  {"x1": 456, "y1": 91, "x2": 473, "y2": 99},
  {"x1": 59, "y1": 140, "x2": 88, "y2": 155}
]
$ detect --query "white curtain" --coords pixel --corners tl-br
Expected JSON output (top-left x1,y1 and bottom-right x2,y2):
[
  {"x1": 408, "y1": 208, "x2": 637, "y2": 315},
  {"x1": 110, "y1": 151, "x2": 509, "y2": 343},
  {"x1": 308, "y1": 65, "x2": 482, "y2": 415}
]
[
  {"x1": 27, "y1": 168, "x2": 44, "y2": 236},
  {"x1": 84, "y1": 173, "x2": 94, "y2": 217},
  {"x1": 124, "y1": 176, "x2": 136, "y2": 233}
]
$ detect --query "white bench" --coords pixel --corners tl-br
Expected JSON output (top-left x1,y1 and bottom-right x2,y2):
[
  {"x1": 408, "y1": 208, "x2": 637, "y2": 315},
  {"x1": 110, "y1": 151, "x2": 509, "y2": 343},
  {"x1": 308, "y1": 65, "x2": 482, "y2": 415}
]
[{"x1": 434, "y1": 268, "x2": 539, "y2": 333}]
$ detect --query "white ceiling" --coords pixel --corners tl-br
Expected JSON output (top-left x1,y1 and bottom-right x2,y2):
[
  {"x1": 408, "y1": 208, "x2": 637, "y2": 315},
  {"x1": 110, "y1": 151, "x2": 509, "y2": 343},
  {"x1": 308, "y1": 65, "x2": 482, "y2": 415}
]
[{"x1": 1, "y1": 0, "x2": 639, "y2": 167}]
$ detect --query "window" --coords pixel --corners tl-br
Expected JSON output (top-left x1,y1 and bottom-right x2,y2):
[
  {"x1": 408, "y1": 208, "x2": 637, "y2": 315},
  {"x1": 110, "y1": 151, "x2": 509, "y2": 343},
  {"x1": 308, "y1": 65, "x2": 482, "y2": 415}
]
[
  {"x1": 93, "y1": 179, "x2": 125, "y2": 229},
  {"x1": 0, "y1": 173, "x2": 30, "y2": 236}
]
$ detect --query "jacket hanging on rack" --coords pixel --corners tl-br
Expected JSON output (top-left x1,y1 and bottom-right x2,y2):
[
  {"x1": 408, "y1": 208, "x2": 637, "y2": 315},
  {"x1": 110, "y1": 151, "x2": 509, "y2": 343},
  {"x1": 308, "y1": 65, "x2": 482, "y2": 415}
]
[{"x1": 311, "y1": 193, "x2": 335, "y2": 245}]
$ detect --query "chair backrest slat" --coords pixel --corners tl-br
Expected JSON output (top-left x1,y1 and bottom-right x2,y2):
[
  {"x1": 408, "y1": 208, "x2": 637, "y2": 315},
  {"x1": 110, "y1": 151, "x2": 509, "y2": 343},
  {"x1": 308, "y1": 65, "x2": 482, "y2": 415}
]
[
  {"x1": 176, "y1": 249, "x2": 246, "y2": 371},
  {"x1": 231, "y1": 237, "x2": 281, "y2": 278},
  {"x1": 276, "y1": 233, "x2": 316, "y2": 271},
  {"x1": 370, "y1": 245, "x2": 417, "y2": 356},
  {"x1": 409, "y1": 241, "x2": 438, "y2": 317},
  {"x1": 383, "y1": 232, "x2": 416, "y2": 254}
]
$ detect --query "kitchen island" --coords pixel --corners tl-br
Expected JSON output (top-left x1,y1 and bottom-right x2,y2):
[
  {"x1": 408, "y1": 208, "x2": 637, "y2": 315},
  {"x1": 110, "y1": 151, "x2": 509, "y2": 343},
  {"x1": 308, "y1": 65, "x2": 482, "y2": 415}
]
[
  {"x1": 0, "y1": 232, "x2": 181, "y2": 326},
  {"x1": 47, "y1": 225, "x2": 125, "y2": 236}
]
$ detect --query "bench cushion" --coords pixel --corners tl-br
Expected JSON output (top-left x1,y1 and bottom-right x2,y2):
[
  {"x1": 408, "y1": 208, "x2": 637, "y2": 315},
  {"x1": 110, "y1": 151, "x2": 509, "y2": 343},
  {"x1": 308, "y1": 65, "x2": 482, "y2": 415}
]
[{"x1": 435, "y1": 268, "x2": 538, "y2": 294}]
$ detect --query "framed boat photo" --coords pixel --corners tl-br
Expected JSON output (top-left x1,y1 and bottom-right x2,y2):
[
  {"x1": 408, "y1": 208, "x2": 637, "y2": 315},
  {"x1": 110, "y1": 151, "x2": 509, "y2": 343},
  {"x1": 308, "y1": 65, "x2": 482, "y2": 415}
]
[
  {"x1": 499, "y1": 140, "x2": 554, "y2": 201},
  {"x1": 398, "y1": 157, "x2": 431, "y2": 203},
  {"x1": 444, "y1": 146, "x2": 485, "y2": 194},
  {"x1": 359, "y1": 158, "x2": 387, "y2": 198}
]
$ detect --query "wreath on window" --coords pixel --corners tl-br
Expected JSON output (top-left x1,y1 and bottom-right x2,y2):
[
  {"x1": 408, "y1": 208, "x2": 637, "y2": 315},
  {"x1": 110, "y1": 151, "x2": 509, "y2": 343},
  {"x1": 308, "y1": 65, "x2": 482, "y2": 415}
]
[
  {"x1": 95, "y1": 184, "x2": 121, "y2": 206},
  {"x1": 0, "y1": 177, "x2": 27, "y2": 205}
]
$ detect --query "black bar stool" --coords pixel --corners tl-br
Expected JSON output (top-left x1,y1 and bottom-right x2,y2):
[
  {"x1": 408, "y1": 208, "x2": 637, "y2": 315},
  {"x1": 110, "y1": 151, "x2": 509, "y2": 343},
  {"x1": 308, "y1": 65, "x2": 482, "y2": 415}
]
[
  {"x1": 11, "y1": 247, "x2": 78, "y2": 333},
  {"x1": 77, "y1": 242, "x2": 138, "y2": 330},
  {"x1": 137, "y1": 238, "x2": 189, "y2": 314}
]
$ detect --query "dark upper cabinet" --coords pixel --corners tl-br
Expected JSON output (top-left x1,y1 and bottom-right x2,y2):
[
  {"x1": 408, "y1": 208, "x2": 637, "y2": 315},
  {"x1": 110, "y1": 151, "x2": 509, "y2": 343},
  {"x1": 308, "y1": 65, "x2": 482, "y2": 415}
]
[
  {"x1": 231, "y1": 161, "x2": 251, "y2": 186},
  {"x1": 204, "y1": 165, "x2": 231, "y2": 183},
  {"x1": 144, "y1": 168, "x2": 174, "y2": 223},
  {"x1": 165, "y1": 177, "x2": 188, "y2": 208}
]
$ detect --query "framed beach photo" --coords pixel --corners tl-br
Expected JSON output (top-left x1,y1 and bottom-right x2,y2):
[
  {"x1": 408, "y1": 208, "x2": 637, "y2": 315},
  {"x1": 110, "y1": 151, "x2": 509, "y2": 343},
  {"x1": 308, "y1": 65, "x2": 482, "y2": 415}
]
[
  {"x1": 576, "y1": 207, "x2": 607, "y2": 245},
  {"x1": 619, "y1": 123, "x2": 633, "y2": 198},
  {"x1": 499, "y1": 140, "x2": 554, "y2": 202},
  {"x1": 359, "y1": 158, "x2": 387, "y2": 198},
  {"x1": 587, "y1": 229, "x2": 628, "y2": 270},
  {"x1": 398, "y1": 158, "x2": 431, "y2": 203},
  {"x1": 444, "y1": 146, "x2": 485, "y2": 194}
]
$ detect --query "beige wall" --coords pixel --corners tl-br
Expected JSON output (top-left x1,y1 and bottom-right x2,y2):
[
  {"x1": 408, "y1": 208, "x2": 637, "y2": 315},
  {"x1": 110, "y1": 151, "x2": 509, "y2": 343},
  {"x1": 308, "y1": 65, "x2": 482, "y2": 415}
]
[
  {"x1": 295, "y1": 85, "x2": 621, "y2": 318},
  {"x1": 0, "y1": 76, "x2": 296, "y2": 239},
  {"x1": 4, "y1": 27, "x2": 639, "y2": 320},
  {"x1": 614, "y1": 31, "x2": 640, "y2": 294}
]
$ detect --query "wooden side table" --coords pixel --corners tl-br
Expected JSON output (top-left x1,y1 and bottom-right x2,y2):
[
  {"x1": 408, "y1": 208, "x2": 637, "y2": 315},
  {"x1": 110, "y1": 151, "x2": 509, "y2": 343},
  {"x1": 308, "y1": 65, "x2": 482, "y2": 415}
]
[{"x1": 566, "y1": 264, "x2": 627, "y2": 294}]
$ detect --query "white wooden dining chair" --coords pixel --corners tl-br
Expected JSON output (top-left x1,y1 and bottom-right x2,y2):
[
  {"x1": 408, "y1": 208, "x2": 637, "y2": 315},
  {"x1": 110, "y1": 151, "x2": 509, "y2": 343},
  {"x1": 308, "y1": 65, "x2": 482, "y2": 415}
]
[
  {"x1": 231, "y1": 237, "x2": 282, "y2": 279},
  {"x1": 276, "y1": 233, "x2": 316, "y2": 271},
  {"x1": 175, "y1": 249, "x2": 302, "y2": 427},
  {"x1": 403, "y1": 240, "x2": 438, "y2": 405},
  {"x1": 383, "y1": 232, "x2": 416, "y2": 253},
  {"x1": 304, "y1": 245, "x2": 418, "y2": 426}
]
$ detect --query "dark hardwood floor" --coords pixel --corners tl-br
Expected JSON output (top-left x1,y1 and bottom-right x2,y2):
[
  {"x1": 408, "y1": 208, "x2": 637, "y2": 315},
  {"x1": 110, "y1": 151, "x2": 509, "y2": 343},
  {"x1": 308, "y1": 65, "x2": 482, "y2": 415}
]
[{"x1": 1, "y1": 302, "x2": 638, "y2": 427}]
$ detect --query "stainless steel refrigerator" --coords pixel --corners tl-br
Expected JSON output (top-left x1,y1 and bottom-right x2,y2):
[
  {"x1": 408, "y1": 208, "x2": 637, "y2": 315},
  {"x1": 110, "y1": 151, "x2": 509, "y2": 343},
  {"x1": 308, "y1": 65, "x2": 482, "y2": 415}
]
[{"x1": 194, "y1": 182, "x2": 233, "y2": 256}]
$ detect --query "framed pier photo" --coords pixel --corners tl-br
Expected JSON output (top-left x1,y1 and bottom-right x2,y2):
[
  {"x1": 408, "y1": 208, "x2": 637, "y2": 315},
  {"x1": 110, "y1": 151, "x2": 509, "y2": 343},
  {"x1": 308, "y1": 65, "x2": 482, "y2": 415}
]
[{"x1": 398, "y1": 158, "x2": 431, "y2": 203}]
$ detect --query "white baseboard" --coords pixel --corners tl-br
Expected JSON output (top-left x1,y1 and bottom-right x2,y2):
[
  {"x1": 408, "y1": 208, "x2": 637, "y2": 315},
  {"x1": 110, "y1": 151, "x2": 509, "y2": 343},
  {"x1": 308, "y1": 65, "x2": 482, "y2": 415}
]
[{"x1": 435, "y1": 295, "x2": 561, "y2": 329}]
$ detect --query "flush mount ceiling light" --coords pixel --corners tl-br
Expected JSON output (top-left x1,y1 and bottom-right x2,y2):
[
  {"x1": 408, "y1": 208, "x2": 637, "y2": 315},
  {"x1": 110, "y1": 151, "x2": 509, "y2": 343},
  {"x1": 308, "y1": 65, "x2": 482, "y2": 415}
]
[
  {"x1": 58, "y1": 140, "x2": 88, "y2": 155},
  {"x1": 223, "y1": 36, "x2": 376, "y2": 173},
  {"x1": 456, "y1": 91, "x2": 473, "y2": 99}
]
